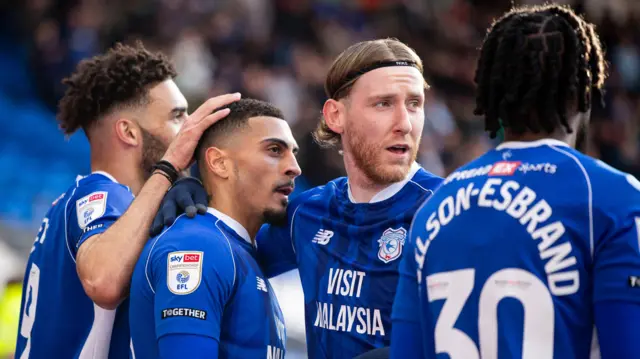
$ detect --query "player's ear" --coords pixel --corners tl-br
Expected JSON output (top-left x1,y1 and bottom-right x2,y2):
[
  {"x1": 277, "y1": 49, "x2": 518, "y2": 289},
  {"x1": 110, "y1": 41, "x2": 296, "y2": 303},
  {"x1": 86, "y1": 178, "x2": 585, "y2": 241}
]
[
  {"x1": 205, "y1": 147, "x2": 231, "y2": 179},
  {"x1": 114, "y1": 118, "x2": 140, "y2": 147},
  {"x1": 322, "y1": 99, "x2": 345, "y2": 135}
]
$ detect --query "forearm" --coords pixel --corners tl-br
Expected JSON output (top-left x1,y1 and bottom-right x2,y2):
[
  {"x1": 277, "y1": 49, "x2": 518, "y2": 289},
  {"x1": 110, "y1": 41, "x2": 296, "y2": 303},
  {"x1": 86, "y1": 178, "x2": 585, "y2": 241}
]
[{"x1": 78, "y1": 173, "x2": 171, "y2": 308}]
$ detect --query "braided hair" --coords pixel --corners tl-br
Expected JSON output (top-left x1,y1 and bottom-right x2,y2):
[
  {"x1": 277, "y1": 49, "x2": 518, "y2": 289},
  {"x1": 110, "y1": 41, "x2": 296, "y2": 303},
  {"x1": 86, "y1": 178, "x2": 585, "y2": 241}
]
[{"x1": 473, "y1": 4, "x2": 607, "y2": 138}]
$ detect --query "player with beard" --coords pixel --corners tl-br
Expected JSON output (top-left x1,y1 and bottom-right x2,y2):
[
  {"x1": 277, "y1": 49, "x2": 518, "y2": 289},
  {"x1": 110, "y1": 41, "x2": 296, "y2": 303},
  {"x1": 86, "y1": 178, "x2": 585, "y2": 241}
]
[
  {"x1": 392, "y1": 4, "x2": 640, "y2": 359},
  {"x1": 151, "y1": 39, "x2": 443, "y2": 358},
  {"x1": 129, "y1": 99, "x2": 299, "y2": 358},
  {"x1": 14, "y1": 42, "x2": 240, "y2": 359}
]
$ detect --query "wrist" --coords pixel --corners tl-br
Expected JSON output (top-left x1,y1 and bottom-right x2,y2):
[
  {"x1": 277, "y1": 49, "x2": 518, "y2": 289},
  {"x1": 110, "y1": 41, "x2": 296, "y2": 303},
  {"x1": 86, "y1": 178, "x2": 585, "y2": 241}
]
[
  {"x1": 152, "y1": 170, "x2": 173, "y2": 185},
  {"x1": 160, "y1": 156, "x2": 180, "y2": 172},
  {"x1": 152, "y1": 160, "x2": 179, "y2": 185}
]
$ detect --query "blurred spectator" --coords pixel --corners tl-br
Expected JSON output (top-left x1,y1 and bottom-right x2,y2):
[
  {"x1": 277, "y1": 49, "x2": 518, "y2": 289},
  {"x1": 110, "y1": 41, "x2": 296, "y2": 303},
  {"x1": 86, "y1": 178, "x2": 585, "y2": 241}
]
[{"x1": 171, "y1": 27, "x2": 216, "y2": 104}]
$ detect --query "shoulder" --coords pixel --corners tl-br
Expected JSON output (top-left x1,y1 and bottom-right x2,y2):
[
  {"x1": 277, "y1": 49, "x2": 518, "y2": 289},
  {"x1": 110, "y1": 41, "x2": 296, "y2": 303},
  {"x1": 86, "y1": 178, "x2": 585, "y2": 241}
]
[
  {"x1": 580, "y1": 157, "x2": 640, "y2": 209},
  {"x1": 287, "y1": 180, "x2": 343, "y2": 213},
  {"x1": 67, "y1": 173, "x2": 133, "y2": 231},
  {"x1": 151, "y1": 214, "x2": 235, "y2": 255},
  {"x1": 439, "y1": 152, "x2": 501, "y2": 188},
  {"x1": 299, "y1": 178, "x2": 346, "y2": 201},
  {"x1": 541, "y1": 149, "x2": 640, "y2": 206},
  {"x1": 147, "y1": 215, "x2": 237, "y2": 295},
  {"x1": 147, "y1": 214, "x2": 237, "y2": 284},
  {"x1": 408, "y1": 168, "x2": 444, "y2": 193},
  {"x1": 71, "y1": 173, "x2": 133, "y2": 212},
  {"x1": 73, "y1": 173, "x2": 133, "y2": 201}
]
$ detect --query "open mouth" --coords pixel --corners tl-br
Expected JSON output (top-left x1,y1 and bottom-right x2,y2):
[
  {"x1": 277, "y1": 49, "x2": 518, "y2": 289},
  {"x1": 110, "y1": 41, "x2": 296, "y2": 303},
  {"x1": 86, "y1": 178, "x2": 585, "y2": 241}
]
[
  {"x1": 275, "y1": 185, "x2": 294, "y2": 196},
  {"x1": 387, "y1": 145, "x2": 409, "y2": 155}
]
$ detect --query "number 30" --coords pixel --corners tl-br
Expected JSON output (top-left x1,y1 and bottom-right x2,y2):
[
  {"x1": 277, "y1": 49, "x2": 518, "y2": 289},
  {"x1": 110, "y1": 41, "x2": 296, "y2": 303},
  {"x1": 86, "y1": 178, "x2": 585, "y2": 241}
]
[{"x1": 427, "y1": 268, "x2": 554, "y2": 359}]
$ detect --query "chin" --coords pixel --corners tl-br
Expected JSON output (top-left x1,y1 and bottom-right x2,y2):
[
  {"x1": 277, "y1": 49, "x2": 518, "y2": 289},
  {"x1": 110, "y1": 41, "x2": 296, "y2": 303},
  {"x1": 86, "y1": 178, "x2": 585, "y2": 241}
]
[
  {"x1": 263, "y1": 207, "x2": 287, "y2": 226},
  {"x1": 367, "y1": 162, "x2": 412, "y2": 185}
]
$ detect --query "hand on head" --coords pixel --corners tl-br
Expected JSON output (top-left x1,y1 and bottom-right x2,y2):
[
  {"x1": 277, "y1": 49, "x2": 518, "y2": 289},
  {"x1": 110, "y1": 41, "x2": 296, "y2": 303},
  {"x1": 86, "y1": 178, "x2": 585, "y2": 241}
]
[{"x1": 161, "y1": 93, "x2": 242, "y2": 172}]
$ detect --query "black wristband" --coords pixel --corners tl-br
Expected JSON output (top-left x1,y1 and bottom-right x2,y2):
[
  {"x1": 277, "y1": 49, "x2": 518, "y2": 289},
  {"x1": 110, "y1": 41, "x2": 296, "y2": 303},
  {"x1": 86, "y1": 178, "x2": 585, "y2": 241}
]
[
  {"x1": 153, "y1": 170, "x2": 173, "y2": 184},
  {"x1": 152, "y1": 160, "x2": 179, "y2": 185}
]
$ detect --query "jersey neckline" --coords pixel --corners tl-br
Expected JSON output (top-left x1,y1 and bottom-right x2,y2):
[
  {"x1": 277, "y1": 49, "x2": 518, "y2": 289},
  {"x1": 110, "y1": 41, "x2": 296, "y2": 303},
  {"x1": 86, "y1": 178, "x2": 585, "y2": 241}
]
[
  {"x1": 346, "y1": 162, "x2": 421, "y2": 204},
  {"x1": 496, "y1": 138, "x2": 570, "y2": 150},
  {"x1": 206, "y1": 207, "x2": 253, "y2": 246}
]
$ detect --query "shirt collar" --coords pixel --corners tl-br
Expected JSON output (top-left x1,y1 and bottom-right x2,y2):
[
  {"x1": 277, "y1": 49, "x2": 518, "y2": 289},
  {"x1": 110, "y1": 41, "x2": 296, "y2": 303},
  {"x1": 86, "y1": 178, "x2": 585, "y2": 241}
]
[
  {"x1": 92, "y1": 171, "x2": 119, "y2": 183},
  {"x1": 206, "y1": 207, "x2": 252, "y2": 246},
  {"x1": 347, "y1": 162, "x2": 421, "y2": 203},
  {"x1": 496, "y1": 138, "x2": 570, "y2": 150},
  {"x1": 76, "y1": 171, "x2": 120, "y2": 186}
]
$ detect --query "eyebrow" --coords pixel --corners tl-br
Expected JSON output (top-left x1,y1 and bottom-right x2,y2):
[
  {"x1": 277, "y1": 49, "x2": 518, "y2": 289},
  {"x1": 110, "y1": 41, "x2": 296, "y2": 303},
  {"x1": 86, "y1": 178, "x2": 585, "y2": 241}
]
[
  {"x1": 368, "y1": 92, "x2": 425, "y2": 100},
  {"x1": 261, "y1": 138, "x2": 299, "y2": 153}
]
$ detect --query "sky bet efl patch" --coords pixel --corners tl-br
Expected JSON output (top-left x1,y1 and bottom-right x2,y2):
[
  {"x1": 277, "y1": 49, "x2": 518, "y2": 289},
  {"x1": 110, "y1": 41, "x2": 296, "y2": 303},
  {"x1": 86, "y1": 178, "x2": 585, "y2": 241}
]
[
  {"x1": 167, "y1": 251, "x2": 203, "y2": 295},
  {"x1": 75, "y1": 191, "x2": 108, "y2": 229}
]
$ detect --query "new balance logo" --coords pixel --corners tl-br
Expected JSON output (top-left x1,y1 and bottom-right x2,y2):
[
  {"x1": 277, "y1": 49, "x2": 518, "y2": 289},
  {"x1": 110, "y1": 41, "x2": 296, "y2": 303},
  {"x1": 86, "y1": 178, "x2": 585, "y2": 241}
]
[
  {"x1": 312, "y1": 229, "x2": 334, "y2": 245},
  {"x1": 257, "y1": 277, "x2": 268, "y2": 292}
]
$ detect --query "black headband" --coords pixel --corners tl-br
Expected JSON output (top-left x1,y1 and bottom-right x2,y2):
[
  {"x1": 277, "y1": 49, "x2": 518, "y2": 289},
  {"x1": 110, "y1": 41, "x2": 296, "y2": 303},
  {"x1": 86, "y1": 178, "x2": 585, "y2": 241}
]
[{"x1": 331, "y1": 60, "x2": 420, "y2": 99}]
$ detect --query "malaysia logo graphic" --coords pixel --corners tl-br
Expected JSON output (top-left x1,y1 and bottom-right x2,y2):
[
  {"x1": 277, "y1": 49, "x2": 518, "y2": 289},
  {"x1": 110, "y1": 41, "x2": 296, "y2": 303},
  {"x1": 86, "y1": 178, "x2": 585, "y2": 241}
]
[{"x1": 377, "y1": 227, "x2": 407, "y2": 263}]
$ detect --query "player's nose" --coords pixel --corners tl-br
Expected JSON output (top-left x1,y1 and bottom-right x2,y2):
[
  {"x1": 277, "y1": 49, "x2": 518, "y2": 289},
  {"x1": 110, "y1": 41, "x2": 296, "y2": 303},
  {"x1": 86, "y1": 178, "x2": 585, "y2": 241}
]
[
  {"x1": 393, "y1": 105, "x2": 412, "y2": 135},
  {"x1": 284, "y1": 154, "x2": 302, "y2": 178}
]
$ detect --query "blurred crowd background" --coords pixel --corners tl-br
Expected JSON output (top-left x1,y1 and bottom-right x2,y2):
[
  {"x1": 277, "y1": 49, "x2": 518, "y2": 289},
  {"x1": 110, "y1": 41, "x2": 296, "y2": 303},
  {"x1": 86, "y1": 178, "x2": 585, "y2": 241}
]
[{"x1": 1, "y1": 0, "x2": 640, "y2": 357}]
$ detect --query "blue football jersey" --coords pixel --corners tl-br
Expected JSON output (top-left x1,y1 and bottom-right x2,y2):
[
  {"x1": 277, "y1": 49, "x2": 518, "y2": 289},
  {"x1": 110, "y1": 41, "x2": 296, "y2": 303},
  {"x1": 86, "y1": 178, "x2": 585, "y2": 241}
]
[
  {"x1": 15, "y1": 172, "x2": 133, "y2": 359},
  {"x1": 399, "y1": 139, "x2": 640, "y2": 359},
  {"x1": 129, "y1": 208, "x2": 286, "y2": 359},
  {"x1": 257, "y1": 163, "x2": 443, "y2": 358}
]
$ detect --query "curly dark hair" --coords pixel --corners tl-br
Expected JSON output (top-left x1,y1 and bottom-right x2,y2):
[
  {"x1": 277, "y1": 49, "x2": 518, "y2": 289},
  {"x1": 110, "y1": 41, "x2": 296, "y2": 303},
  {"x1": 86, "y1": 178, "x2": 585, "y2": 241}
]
[
  {"x1": 473, "y1": 4, "x2": 607, "y2": 139},
  {"x1": 57, "y1": 41, "x2": 177, "y2": 136}
]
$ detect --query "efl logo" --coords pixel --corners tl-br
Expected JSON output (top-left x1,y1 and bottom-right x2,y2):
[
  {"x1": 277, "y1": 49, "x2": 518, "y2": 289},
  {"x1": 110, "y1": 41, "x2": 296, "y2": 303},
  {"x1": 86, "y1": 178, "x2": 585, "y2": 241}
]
[
  {"x1": 89, "y1": 193, "x2": 105, "y2": 202},
  {"x1": 168, "y1": 251, "x2": 203, "y2": 295},
  {"x1": 488, "y1": 161, "x2": 521, "y2": 176},
  {"x1": 184, "y1": 254, "x2": 200, "y2": 263}
]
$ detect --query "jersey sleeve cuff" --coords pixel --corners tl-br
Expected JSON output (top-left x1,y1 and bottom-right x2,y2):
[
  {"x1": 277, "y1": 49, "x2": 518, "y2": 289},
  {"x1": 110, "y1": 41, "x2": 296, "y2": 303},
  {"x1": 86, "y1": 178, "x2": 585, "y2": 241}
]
[{"x1": 77, "y1": 223, "x2": 111, "y2": 249}]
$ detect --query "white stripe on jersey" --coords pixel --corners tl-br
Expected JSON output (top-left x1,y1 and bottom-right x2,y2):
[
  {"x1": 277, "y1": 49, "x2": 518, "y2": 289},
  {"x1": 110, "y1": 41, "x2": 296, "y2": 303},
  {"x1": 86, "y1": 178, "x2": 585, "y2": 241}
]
[
  {"x1": 590, "y1": 326, "x2": 601, "y2": 359},
  {"x1": 78, "y1": 303, "x2": 117, "y2": 359}
]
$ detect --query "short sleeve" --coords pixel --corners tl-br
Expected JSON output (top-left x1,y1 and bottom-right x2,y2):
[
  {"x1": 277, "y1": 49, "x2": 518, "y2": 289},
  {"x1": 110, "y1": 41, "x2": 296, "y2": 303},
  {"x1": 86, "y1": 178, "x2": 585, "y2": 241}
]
[
  {"x1": 593, "y1": 207, "x2": 640, "y2": 304},
  {"x1": 68, "y1": 182, "x2": 134, "y2": 254},
  {"x1": 592, "y1": 171, "x2": 640, "y2": 304},
  {"x1": 256, "y1": 191, "x2": 313, "y2": 278},
  {"x1": 150, "y1": 229, "x2": 236, "y2": 341}
]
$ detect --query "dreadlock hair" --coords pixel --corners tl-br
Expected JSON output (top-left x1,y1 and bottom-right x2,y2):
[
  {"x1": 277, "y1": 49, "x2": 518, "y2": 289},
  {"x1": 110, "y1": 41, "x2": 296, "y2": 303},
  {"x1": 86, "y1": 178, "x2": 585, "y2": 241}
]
[
  {"x1": 57, "y1": 41, "x2": 177, "y2": 137},
  {"x1": 473, "y1": 4, "x2": 607, "y2": 139}
]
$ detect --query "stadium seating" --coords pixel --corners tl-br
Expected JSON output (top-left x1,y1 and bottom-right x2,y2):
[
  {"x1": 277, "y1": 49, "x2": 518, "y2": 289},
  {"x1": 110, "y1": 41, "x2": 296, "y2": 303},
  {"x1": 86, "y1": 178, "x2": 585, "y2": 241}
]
[{"x1": 0, "y1": 34, "x2": 89, "y2": 227}]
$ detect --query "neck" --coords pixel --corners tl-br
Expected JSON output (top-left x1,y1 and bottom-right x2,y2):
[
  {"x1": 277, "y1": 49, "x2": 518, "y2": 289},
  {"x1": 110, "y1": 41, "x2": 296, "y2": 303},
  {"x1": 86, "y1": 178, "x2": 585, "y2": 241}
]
[
  {"x1": 91, "y1": 147, "x2": 145, "y2": 195},
  {"x1": 209, "y1": 191, "x2": 260, "y2": 241},
  {"x1": 503, "y1": 128, "x2": 574, "y2": 147},
  {"x1": 503, "y1": 112, "x2": 582, "y2": 147},
  {"x1": 342, "y1": 151, "x2": 388, "y2": 203}
]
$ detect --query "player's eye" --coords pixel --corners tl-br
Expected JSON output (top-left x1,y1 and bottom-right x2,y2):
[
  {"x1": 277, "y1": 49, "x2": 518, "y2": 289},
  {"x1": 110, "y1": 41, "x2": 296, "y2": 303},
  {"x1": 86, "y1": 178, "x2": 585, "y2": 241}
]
[
  {"x1": 374, "y1": 101, "x2": 391, "y2": 108},
  {"x1": 172, "y1": 111, "x2": 187, "y2": 123},
  {"x1": 408, "y1": 100, "x2": 422, "y2": 110},
  {"x1": 267, "y1": 146, "x2": 282, "y2": 155}
]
